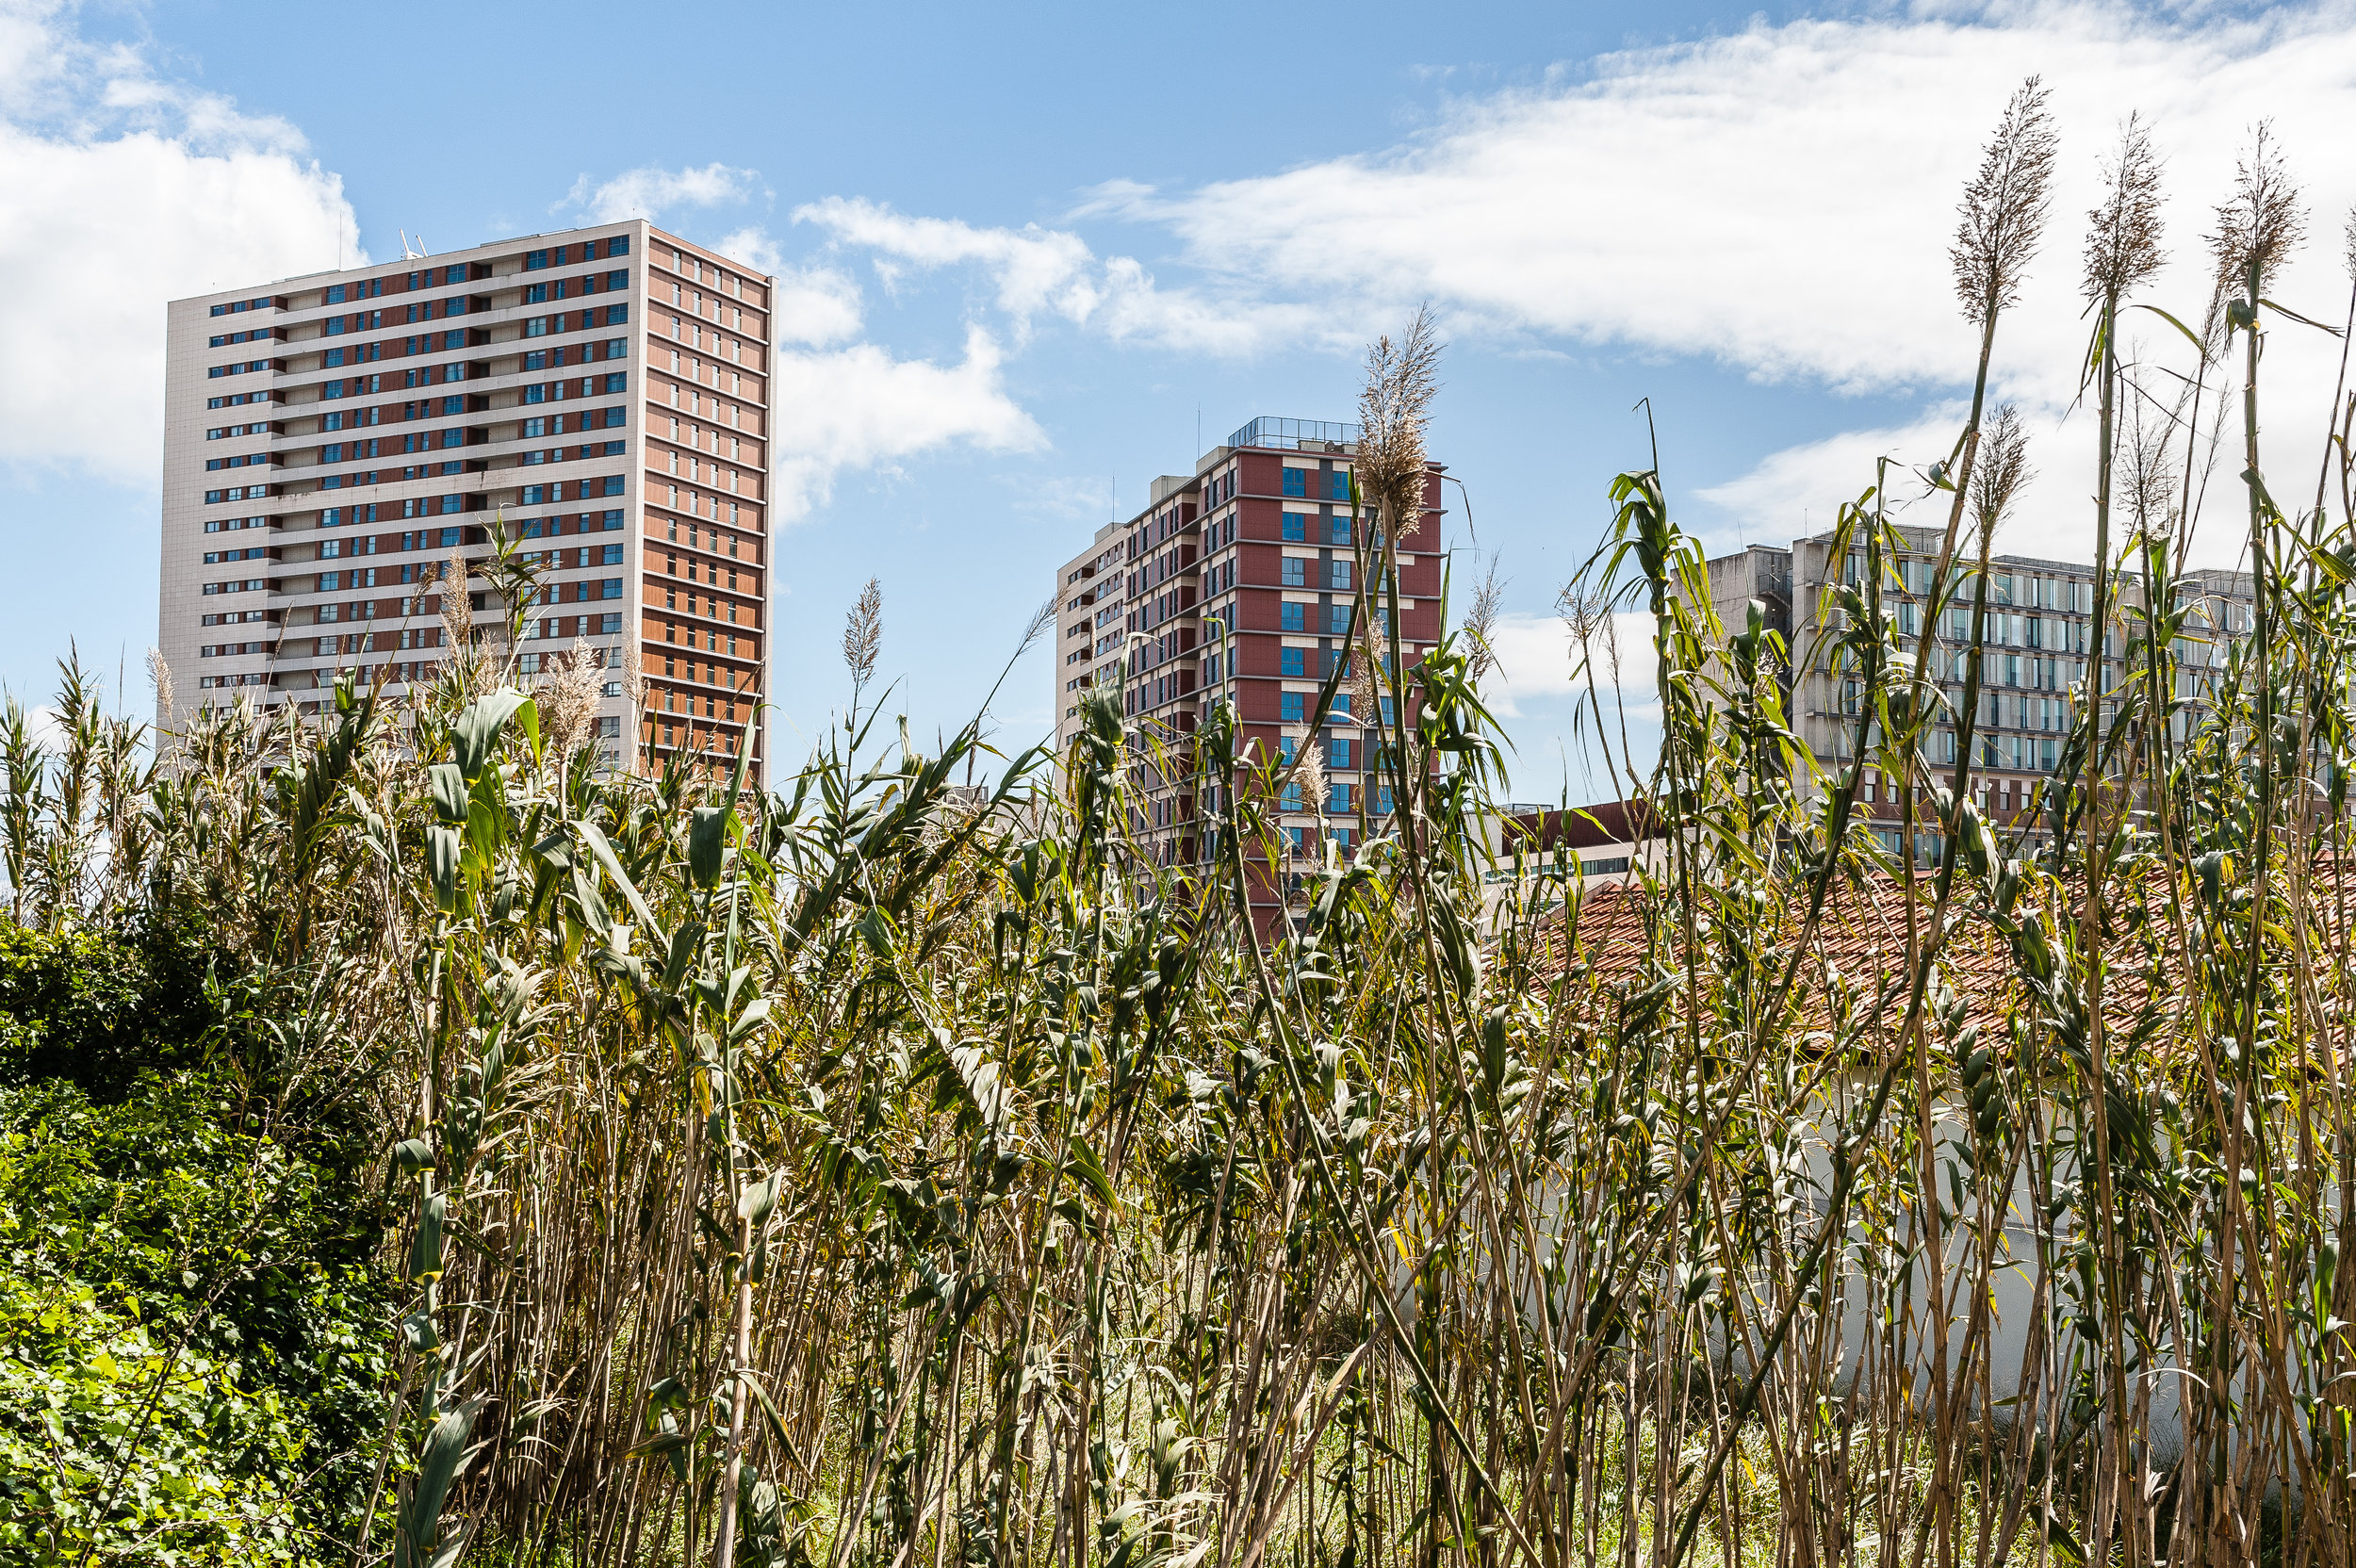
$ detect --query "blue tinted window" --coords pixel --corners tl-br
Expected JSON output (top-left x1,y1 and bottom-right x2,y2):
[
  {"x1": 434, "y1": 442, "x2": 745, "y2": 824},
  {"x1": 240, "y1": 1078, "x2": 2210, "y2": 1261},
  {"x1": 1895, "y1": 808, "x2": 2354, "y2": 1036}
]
[
  {"x1": 1280, "y1": 648, "x2": 1306, "y2": 677},
  {"x1": 1282, "y1": 469, "x2": 1306, "y2": 498},
  {"x1": 1281, "y1": 602, "x2": 1304, "y2": 631},
  {"x1": 1281, "y1": 692, "x2": 1304, "y2": 722},
  {"x1": 326, "y1": 284, "x2": 346, "y2": 304},
  {"x1": 1282, "y1": 514, "x2": 1306, "y2": 541},
  {"x1": 1328, "y1": 737, "x2": 1352, "y2": 769}
]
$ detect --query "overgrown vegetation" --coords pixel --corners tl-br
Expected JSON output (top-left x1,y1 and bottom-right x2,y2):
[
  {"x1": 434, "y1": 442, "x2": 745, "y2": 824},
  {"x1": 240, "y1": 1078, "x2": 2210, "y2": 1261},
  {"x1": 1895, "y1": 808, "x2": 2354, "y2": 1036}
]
[{"x1": 6, "y1": 86, "x2": 2356, "y2": 1568}]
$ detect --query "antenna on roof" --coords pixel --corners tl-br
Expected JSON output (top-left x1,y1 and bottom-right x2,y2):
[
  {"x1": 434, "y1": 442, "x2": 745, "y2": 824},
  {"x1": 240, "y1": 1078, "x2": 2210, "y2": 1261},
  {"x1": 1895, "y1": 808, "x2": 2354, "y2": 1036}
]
[{"x1": 400, "y1": 230, "x2": 426, "y2": 261}]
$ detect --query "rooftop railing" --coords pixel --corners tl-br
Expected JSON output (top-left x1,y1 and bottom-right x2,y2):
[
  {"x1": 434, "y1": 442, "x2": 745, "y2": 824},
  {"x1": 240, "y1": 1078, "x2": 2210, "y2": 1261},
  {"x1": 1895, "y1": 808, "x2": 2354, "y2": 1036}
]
[{"x1": 1225, "y1": 416, "x2": 1361, "y2": 451}]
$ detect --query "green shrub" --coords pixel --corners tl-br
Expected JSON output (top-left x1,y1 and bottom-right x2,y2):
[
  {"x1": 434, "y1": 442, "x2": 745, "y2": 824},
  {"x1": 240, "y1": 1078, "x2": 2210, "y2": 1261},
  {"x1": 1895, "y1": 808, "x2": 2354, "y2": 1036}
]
[{"x1": 0, "y1": 1053, "x2": 395, "y2": 1562}]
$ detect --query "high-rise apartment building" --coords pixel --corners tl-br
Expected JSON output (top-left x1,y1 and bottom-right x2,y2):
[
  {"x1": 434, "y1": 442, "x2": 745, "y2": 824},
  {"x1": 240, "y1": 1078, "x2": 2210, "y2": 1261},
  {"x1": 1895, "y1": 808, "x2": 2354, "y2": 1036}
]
[
  {"x1": 159, "y1": 220, "x2": 775, "y2": 776},
  {"x1": 1704, "y1": 525, "x2": 2254, "y2": 848},
  {"x1": 1052, "y1": 416, "x2": 1446, "y2": 899}
]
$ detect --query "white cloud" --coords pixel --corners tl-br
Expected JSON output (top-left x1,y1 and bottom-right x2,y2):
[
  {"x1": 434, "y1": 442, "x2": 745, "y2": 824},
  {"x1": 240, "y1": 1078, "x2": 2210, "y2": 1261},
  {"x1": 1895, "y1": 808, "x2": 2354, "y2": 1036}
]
[
  {"x1": 767, "y1": 325, "x2": 1044, "y2": 523},
  {"x1": 568, "y1": 161, "x2": 762, "y2": 223},
  {"x1": 0, "y1": 2, "x2": 358, "y2": 484},
  {"x1": 794, "y1": 195, "x2": 1320, "y2": 353},
  {"x1": 1140, "y1": 2, "x2": 2356, "y2": 402}
]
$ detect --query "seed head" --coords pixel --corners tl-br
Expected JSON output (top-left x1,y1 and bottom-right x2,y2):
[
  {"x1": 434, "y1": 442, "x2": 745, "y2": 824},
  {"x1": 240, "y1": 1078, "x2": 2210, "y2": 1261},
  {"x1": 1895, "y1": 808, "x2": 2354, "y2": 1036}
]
[
  {"x1": 2208, "y1": 120, "x2": 2307, "y2": 301},
  {"x1": 1952, "y1": 76, "x2": 2059, "y2": 326},
  {"x1": 1356, "y1": 307, "x2": 1443, "y2": 544},
  {"x1": 2082, "y1": 113, "x2": 2168, "y2": 312}
]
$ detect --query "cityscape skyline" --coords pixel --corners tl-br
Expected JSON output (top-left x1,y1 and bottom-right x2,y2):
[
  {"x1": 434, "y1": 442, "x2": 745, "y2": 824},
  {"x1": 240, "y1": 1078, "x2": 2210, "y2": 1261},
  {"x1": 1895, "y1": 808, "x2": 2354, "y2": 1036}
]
[{"x1": 6, "y1": 2, "x2": 2356, "y2": 792}]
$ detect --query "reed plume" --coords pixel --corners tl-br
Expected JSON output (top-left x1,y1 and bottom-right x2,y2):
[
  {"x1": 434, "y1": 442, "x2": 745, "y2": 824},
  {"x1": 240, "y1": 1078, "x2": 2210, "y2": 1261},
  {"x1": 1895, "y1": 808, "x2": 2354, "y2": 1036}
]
[
  {"x1": 2082, "y1": 113, "x2": 2168, "y2": 313},
  {"x1": 535, "y1": 646, "x2": 603, "y2": 760},
  {"x1": 843, "y1": 576, "x2": 882, "y2": 706},
  {"x1": 144, "y1": 647, "x2": 174, "y2": 735},
  {"x1": 1355, "y1": 306, "x2": 1442, "y2": 542},
  {"x1": 1969, "y1": 401, "x2": 2034, "y2": 534},
  {"x1": 2208, "y1": 120, "x2": 2307, "y2": 299},
  {"x1": 1461, "y1": 557, "x2": 1505, "y2": 682},
  {"x1": 1952, "y1": 75, "x2": 2058, "y2": 326}
]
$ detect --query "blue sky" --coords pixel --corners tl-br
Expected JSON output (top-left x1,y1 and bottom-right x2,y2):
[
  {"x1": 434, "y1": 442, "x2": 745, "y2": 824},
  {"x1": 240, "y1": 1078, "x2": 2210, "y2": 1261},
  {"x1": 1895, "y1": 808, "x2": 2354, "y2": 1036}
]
[{"x1": 6, "y1": 0, "x2": 2355, "y2": 800}]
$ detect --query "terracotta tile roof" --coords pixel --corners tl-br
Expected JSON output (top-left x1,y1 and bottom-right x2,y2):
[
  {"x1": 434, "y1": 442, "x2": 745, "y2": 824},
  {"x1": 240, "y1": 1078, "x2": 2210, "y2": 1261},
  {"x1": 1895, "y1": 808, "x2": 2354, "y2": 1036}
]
[{"x1": 1518, "y1": 862, "x2": 2259, "y2": 1044}]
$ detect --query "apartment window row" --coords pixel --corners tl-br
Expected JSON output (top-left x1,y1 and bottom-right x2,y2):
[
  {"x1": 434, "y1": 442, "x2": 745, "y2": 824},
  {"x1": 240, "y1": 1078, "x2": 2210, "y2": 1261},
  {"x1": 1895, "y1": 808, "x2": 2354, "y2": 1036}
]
[
  {"x1": 208, "y1": 359, "x2": 281, "y2": 380},
  {"x1": 519, "y1": 372, "x2": 630, "y2": 404},
  {"x1": 203, "y1": 547, "x2": 269, "y2": 564},
  {"x1": 656, "y1": 485, "x2": 750, "y2": 525},
  {"x1": 523, "y1": 306, "x2": 630, "y2": 338},
  {"x1": 659, "y1": 584, "x2": 757, "y2": 624},
  {"x1": 319, "y1": 432, "x2": 462, "y2": 463},
  {"x1": 1279, "y1": 557, "x2": 1352, "y2": 591},
  {"x1": 201, "y1": 610, "x2": 270, "y2": 627},
  {"x1": 205, "y1": 484, "x2": 275, "y2": 504},
  {"x1": 208, "y1": 326, "x2": 284, "y2": 349},
  {"x1": 206, "y1": 422, "x2": 278, "y2": 440},
  {"x1": 325, "y1": 298, "x2": 485, "y2": 335},
  {"x1": 322, "y1": 331, "x2": 486, "y2": 366},
  {"x1": 209, "y1": 296, "x2": 281, "y2": 318},
  {"x1": 518, "y1": 441, "x2": 629, "y2": 467},
  {"x1": 204, "y1": 579, "x2": 269, "y2": 596},
  {"x1": 660, "y1": 617, "x2": 757, "y2": 658},
  {"x1": 521, "y1": 476, "x2": 627, "y2": 504},
  {"x1": 518, "y1": 544, "x2": 626, "y2": 569},
  {"x1": 200, "y1": 641, "x2": 272, "y2": 659},
  {"x1": 198, "y1": 673, "x2": 270, "y2": 689},
  {"x1": 523, "y1": 271, "x2": 629, "y2": 305},
  {"x1": 1278, "y1": 602, "x2": 1358, "y2": 635},
  {"x1": 526, "y1": 237, "x2": 630, "y2": 271},
  {"x1": 1281, "y1": 467, "x2": 1353, "y2": 500},
  {"x1": 1276, "y1": 691, "x2": 1390, "y2": 726},
  {"x1": 322, "y1": 395, "x2": 479, "y2": 430},
  {"x1": 206, "y1": 390, "x2": 280, "y2": 411},
  {"x1": 661, "y1": 245, "x2": 760, "y2": 303},
  {"x1": 525, "y1": 615, "x2": 624, "y2": 640},
  {"x1": 204, "y1": 452, "x2": 274, "y2": 473},
  {"x1": 1281, "y1": 513, "x2": 1355, "y2": 546}
]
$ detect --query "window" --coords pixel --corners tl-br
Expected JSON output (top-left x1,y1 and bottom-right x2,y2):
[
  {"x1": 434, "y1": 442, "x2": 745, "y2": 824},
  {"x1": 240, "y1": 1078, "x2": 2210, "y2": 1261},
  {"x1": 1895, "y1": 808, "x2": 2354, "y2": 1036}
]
[
  {"x1": 1281, "y1": 647, "x2": 1307, "y2": 678},
  {"x1": 326, "y1": 284, "x2": 347, "y2": 304},
  {"x1": 1282, "y1": 468, "x2": 1307, "y2": 498},
  {"x1": 1282, "y1": 514, "x2": 1307, "y2": 542},
  {"x1": 1281, "y1": 691, "x2": 1305, "y2": 722},
  {"x1": 1327, "y1": 472, "x2": 1350, "y2": 500},
  {"x1": 525, "y1": 249, "x2": 550, "y2": 270},
  {"x1": 525, "y1": 283, "x2": 548, "y2": 304},
  {"x1": 1281, "y1": 558, "x2": 1307, "y2": 587},
  {"x1": 602, "y1": 543, "x2": 624, "y2": 565},
  {"x1": 1329, "y1": 517, "x2": 1353, "y2": 547},
  {"x1": 1327, "y1": 736, "x2": 1352, "y2": 769},
  {"x1": 1331, "y1": 783, "x2": 1353, "y2": 813},
  {"x1": 1375, "y1": 786, "x2": 1394, "y2": 817},
  {"x1": 1326, "y1": 604, "x2": 1352, "y2": 635},
  {"x1": 1281, "y1": 602, "x2": 1305, "y2": 631}
]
